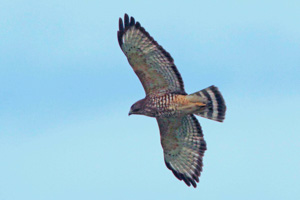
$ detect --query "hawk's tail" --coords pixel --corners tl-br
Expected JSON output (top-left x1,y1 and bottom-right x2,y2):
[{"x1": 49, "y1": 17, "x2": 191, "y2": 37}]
[{"x1": 189, "y1": 86, "x2": 226, "y2": 122}]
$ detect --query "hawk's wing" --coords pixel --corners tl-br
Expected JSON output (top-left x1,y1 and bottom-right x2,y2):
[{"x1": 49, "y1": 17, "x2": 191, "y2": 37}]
[
  {"x1": 118, "y1": 14, "x2": 186, "y2": 96},
  {"x1": 157, "y1": 115, "x2": 207, "y2": 188}
]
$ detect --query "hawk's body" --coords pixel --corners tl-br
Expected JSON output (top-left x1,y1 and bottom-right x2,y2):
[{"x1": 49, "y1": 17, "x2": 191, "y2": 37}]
[
  {"x1": 138, "y1": 94, "x2": 205, "y2": 118},
  {"x1": 118, "y1": 14, "x2": 226, "y2": 188}
]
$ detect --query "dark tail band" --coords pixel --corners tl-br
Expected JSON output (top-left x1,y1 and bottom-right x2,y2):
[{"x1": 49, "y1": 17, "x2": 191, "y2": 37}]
[{"x1": 192, "y1": 86, "x2": 226, "y2": 122}]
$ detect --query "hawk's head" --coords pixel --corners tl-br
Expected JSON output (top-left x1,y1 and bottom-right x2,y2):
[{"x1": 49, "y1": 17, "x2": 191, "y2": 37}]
[{"x1": 129, "y1": 99, "x2": 146, "y2": 116}]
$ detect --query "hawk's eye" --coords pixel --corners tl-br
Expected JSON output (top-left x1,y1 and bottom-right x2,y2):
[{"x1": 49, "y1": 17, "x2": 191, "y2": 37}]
[
  {"x1": 131, "y1": 105, "x2": 139, "y2": 112},
  {"x1": 133, "y1": 108, "x2": 139, "y2": 112}
]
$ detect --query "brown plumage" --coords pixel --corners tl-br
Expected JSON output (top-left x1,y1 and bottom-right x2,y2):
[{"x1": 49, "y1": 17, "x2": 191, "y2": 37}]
[{"x1": 118, "y1": 14, "x2": 226, "y2": 188}]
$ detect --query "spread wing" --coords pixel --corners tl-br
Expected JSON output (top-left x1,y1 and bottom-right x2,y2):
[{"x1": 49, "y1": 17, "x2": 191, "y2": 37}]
[
  {"x1": 118, "y1": 14, "x2": 186, "y2": 96},
  {"x1": 157, "y1": 115, "x2": 207, "y2": 188}
]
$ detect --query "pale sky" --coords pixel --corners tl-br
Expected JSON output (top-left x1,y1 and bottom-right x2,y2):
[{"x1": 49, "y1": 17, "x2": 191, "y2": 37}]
[{"x1": 0, "y1": 1, "x2": 299, "y2": 200}]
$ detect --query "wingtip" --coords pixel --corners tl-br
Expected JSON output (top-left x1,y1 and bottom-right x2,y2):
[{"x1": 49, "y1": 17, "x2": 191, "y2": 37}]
[
  {"x1": 124, "y1": 13, "x2": 129, "y2": 27},
  {"x1": 165, "y1": 160, "x2": 200, "y2": 188},
  {"x1": 119, "y1": 14, "x2": 138, "y2": 32},
  {"x1": 135, "y1": 21, "x2": 141, "y2": 28},
  {"x1": 182, "y1": 177, "x2": 191, "y2": 187},
  {"x1": 119, "y1": 17, "x2": 124, "y2": 32},
  {"x1": 130, "y1": 16, "x2": 135, "y2": 26}
]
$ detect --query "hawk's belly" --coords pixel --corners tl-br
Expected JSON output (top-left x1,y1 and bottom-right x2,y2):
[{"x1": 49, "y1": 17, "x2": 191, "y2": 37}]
[{"x1": 144, "y1": 94, "x2": 200, "y2": 117}]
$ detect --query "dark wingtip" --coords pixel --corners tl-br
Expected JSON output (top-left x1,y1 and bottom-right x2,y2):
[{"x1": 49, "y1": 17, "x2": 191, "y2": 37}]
[
  {"x1": 118, "y1": 14, "x2": 137, "y2": 48},
  {"x1": 124, "y1": 13, "x2": 129, "y2": 27},
  {"x1": 118, "y1": 17, "x2": 124, "y2": 48},
  {"x1": 124, "y1": 13, "x2": 129, "y2": 19},
  {"x1": 165, "y1": 160, "x2": 200, "y2": 188},
  {"x1": 119, "y1": 18, "x2": 124, "y2": 32},
  {"x1": 192, "y1": 174, "x2": 199, "y2": 183},
  {"x1": 135, "y1": 22, "x2": 141, "y2": 28},
  {"x1": 182, "y1": 177, "x2": 191, "y2": 187},
  {"x1": 189, "y1": 178, "x2": 197, "y2": 188},
  {"x1": 130, "y1": 16, "x2": 135, "y2": 26}
]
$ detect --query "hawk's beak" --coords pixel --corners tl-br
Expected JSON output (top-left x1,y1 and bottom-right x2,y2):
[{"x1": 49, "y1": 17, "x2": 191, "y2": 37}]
[{"x1": 128, "y1": 109, "x2": 133, "y2": 116}]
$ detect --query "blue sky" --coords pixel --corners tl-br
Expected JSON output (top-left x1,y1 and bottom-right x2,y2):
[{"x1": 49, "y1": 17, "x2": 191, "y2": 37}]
[{"x1": 0, "y1": 0, "x2": 299, "y2": 199}]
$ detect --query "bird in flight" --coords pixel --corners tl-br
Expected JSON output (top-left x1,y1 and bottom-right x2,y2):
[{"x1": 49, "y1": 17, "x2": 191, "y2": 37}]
[{"x1": 117, "y1": 14, "x2": 226, "y2": 188}]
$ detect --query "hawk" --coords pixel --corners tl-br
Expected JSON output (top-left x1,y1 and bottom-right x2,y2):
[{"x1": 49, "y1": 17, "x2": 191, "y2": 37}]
[{"x1": 118, "y1": 14, "x2": 226, "y2": 188}]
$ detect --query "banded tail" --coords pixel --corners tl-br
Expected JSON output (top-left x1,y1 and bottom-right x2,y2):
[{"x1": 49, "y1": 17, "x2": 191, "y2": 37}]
[{"x1": 189, "y1": 86, "x2": 226, "y2": 122}]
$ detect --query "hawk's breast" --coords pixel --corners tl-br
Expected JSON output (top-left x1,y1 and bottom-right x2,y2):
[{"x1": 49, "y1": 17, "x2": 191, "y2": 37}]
[{"x1": 146, "y1": 94, "x2": 189, "y2": 117}]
